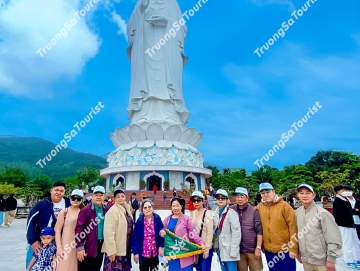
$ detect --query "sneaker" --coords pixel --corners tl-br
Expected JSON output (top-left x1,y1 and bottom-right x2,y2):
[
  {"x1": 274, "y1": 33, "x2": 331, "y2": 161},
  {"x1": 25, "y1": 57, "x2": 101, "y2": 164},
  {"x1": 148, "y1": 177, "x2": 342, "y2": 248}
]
[
  {"x1": 5, "y1": 223, "x2": 10, "y2": 227},
  {"x1": 347, "y1": 263, "x2": 360, "y2": 269}
]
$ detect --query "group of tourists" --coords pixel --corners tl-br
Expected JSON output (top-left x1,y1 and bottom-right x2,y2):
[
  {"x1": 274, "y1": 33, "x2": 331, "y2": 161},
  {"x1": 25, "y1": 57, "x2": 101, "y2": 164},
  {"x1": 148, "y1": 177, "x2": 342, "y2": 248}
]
[{"x1": 25, "y1": 180, "x2": 360, "y2": 271}]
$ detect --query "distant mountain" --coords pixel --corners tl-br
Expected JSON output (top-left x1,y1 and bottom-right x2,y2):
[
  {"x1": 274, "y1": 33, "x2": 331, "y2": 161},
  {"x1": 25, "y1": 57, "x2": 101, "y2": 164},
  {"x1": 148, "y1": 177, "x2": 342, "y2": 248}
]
[{"x1": 0, "y1": 136, "x2": 107, "y2": 180}]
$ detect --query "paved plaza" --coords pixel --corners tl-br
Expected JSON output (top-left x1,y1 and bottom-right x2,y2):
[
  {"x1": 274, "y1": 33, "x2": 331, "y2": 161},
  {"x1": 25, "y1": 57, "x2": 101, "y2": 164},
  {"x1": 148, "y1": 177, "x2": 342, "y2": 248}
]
[{"x1": 0, "y1": 210, "x2": 351, "y2": 271}]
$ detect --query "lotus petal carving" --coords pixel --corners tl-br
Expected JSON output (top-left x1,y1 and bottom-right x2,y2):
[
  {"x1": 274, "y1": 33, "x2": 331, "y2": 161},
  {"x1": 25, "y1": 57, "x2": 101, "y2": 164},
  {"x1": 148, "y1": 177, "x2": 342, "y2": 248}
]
[
  {"x1": 109, "y1": 122, "x2": 203, "y2": 151},
  {"x1": 179, "y1": 128, "x2": 196, "y2": 143}
]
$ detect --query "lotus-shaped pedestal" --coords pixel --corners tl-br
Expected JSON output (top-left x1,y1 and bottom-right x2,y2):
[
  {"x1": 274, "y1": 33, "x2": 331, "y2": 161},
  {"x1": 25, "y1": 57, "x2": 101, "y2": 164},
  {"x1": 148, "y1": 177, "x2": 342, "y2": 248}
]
[{"x1": 107, "y1": 122, "x2": 204, "y2": 168}]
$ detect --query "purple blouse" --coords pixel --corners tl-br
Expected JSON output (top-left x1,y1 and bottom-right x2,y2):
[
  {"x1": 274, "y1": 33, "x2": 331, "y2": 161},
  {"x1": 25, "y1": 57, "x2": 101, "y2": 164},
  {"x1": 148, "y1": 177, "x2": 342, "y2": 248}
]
[{"x1": 142, "y1": 216, "x2": 157, "y2": 258}]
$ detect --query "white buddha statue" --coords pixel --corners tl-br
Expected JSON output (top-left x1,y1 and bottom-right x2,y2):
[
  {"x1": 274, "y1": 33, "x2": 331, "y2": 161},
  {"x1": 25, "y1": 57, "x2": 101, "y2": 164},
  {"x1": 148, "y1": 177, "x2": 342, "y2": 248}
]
[{"x1": 126, "y1": 0, "x2": 190, "y2": 125}]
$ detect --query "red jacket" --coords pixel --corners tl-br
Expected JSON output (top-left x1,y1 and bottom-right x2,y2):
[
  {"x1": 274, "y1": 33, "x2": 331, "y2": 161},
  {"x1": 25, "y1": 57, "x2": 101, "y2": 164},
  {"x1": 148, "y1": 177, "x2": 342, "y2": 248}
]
[{"x1": 187, "y1": 200, "x2": 195, "y2": 211}]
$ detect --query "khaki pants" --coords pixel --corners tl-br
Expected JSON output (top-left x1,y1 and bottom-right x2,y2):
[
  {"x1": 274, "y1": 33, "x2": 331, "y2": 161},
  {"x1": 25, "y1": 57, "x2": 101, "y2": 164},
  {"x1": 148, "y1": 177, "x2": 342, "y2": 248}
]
[
  {"x1": 4, "y1": 210, "x2": 16, "y2": 225},
  {"x1": 238, "y1": 252, "x2": 263, "y2": 271},
  {"x1": 303, "y1": 262, "x2": 327, "y2": 271}
]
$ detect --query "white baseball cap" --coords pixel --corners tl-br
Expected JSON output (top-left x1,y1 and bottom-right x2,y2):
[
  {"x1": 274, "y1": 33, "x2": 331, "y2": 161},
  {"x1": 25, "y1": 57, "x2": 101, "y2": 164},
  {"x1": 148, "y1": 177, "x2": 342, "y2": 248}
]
[
  {"x1": 71, "y1": 189, "x2": 84, "y2": 198},
  {"x1": 297, "y1": 184, "x2": 314, "y2": 193},
  {"x1": 233, "y1": 187, "x2": 248, "y2": 197},
  {"x1": 190, "y1": 191, "x2": 204, "y2": 200},
  {"x1": 215, "y1": 189, "x2": 228, "y2": 198},
  {"x1": 93, "y1": 186, "x2": 105, "y2": 194}
]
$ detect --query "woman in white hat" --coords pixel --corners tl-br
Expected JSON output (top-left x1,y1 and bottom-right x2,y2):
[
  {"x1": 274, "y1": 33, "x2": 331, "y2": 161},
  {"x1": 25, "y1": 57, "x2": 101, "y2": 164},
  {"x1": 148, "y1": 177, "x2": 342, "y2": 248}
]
[
  {"x1": 190, "y1": 191, "x2": 214, "y2": 271},
  {"x1": 213, "y1": 189, "x2": 241, "y2": 271},
  {"x1": 54, "y1": 189, "x2": 84, "y2": 271}
]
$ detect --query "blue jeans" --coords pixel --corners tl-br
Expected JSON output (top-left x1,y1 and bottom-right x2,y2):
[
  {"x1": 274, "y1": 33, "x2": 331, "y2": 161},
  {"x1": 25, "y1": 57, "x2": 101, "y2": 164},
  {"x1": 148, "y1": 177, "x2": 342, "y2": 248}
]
[
  {"x1": 164, "y1": 197, "x2": 167, "y2": 204},
  {"x1": 216, "y1": 250, "x2": 238, "y2": 271},
  {"x1": 264, "y1": 251, "x2": 296, "y2": 271},
  {"x1": 196, "y1": 249, "x2": 213, "y2": 271},
  {"x1": 26, "y1": 244, "x2": 34, "y2": 269}
]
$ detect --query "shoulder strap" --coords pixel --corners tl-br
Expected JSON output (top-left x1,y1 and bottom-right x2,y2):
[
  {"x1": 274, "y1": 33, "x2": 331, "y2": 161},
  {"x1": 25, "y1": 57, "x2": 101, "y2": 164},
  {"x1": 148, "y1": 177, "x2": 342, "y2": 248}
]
[
  {"x1": 63, "y1": 208, "x2": 68, "y2": 221},
  {"x1": 218, "y1": 208, "x2": 229, "y2": 232},
  {"x1": 199, "y1": 210, "x2": 207, "y2": 237}
]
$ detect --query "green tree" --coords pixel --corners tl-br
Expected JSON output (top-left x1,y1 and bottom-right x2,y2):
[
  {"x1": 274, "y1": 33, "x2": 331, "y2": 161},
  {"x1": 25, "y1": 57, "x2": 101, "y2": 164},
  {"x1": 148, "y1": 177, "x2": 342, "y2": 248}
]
[
  {"x1": 278, "y1": 165, "x2": 316, "y2": 195},
  {"x1": 33, "y1": 175, "x2": 53, "y2": 192},
  {"x1": 317, "y1": 169, "x2": 351, "y2": 195},
  {"x1": 306, "y1": 150, "x2": 359, "y2": 175},
  {"x1": 19, "y1": 181, "x2": 44, "y2": 206},
  {"x1": 0, "y1": 183, "x2": 20, "y2": 195},
  {"x1": 0, "y1": 166, "x2": 28, "y2": 187},
  {"x1": 76, "y1": 166, "x2": 105, "y2": 188}
]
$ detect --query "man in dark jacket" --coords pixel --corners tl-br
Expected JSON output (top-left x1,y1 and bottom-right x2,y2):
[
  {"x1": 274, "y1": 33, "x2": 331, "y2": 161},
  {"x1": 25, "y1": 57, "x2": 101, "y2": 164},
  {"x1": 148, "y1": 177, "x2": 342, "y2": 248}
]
[
  {"x1": 344, "y1": 186, "x2": 360, "y2": 239},
  {"x1": 76, "y1": 185, "x2": 108, "y2": 271},
  {"x1": 333, "y1": 185, "x2": 360, "y2": 268},
  {"x1": 4, "y1": 194, "x2": 17, "y2": 227},
  {"x1": 130, "y1": 192, "x2": 139, "y2": 222},
  {"x1": 26, "y1": 182, "x2": 70, "y2": 269},
  {"x1": 230, "y1": 187, "x2": 263, "y2": 271}
]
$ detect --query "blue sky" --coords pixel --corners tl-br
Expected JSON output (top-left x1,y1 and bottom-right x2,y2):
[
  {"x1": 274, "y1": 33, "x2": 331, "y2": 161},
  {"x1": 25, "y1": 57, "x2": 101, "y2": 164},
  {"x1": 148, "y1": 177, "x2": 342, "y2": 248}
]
[{"x1": 0, "y1": 0, "x2": 359, "y2": 170}]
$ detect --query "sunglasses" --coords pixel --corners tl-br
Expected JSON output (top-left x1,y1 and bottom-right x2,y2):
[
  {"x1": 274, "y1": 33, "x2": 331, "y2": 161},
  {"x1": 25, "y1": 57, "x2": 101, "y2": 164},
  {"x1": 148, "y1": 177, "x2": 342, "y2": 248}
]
[
  {"x1": 71, "y1": 196, "x2": 82, "y2": 202},
  {"x1": 192, "y1": 199, "x2": 202, "y2": 203},
  {"x1": 216, "y1": 196, "x2": 228, "y2": 200}
]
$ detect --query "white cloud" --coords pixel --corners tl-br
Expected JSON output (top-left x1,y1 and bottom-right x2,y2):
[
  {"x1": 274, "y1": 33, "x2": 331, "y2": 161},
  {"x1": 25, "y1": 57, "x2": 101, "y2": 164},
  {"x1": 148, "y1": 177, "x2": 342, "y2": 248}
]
[
  {"x1": 101, "y1": 0, "x2": 127, "y2": 40},
  {"x1": 111, "y1": 10, "x2": 127, "y2": 39},
  {"x1": 0, "y1": 0, "x2": 101, "y2": 98}
]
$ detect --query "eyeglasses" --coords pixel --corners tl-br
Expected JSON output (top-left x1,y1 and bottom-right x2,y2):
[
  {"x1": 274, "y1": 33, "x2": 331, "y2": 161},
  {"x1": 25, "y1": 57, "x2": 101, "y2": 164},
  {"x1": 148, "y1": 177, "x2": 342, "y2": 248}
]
[
  {"x1": 216, "y1": 196, "x2": 227, "y2": 200},
  {"x1": 71, "y1": 196, "x2": 82, "y2": 202},
  {"x1": 143, "y1": 206, "x2": 153, "y2": 210},
  {"x1": 192, "y1": 199, "x2": 202, "y2": 203}
]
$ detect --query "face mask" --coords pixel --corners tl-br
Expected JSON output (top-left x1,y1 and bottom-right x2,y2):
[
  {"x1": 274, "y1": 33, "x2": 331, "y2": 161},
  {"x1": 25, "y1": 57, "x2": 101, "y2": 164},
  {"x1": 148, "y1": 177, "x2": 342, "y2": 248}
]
[{"x1": 341, "y1": 191, "x2": 353, "y2": 197}]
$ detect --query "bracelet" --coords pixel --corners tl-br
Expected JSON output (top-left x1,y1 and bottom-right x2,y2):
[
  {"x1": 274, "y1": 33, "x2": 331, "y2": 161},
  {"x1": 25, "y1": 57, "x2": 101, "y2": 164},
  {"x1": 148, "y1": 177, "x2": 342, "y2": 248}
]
[{"x1": 256, "y1": 246, "x2": 262, "y2": 250}]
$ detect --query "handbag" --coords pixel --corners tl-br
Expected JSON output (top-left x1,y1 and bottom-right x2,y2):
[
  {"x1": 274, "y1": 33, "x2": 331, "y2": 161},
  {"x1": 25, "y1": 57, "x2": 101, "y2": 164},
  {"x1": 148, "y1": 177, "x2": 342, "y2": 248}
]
[
  {"x1": 212, "y1": 208, "x2": 228, "y2": 252},
  {"x1": 194, "y1": 210, "x2": 207, "y2": 264}
]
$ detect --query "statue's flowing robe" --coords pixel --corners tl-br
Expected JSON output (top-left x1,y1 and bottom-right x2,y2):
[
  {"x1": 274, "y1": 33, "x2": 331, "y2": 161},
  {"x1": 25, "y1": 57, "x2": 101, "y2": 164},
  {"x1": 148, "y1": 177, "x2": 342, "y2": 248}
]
[{"x1": 126, "y1": 0, "x2": 190, "y2": 124}]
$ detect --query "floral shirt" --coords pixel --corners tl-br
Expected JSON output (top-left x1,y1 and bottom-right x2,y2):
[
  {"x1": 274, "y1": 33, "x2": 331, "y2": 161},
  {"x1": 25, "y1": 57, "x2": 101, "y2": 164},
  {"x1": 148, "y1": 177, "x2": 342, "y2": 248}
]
[
  {"x1": 142, "y1": 216, "x2": 157, "y2": 258},
  {"x1": 30, "y1": 242, "x2": 56, "y2": 271}
]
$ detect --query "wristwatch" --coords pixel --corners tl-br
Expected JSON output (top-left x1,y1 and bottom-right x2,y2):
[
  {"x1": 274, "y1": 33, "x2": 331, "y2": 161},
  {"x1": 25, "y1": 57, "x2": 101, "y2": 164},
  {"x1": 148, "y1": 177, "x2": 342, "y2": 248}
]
[{"x1": 256, "y1": 246, "x2": 262, "y2": 250}]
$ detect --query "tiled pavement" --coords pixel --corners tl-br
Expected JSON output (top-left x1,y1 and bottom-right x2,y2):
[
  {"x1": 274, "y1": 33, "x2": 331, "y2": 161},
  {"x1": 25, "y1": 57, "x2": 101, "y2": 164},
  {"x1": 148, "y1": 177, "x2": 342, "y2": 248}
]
[{"x1": 0, "y1": 210, "x2": 351, "y2": 271}]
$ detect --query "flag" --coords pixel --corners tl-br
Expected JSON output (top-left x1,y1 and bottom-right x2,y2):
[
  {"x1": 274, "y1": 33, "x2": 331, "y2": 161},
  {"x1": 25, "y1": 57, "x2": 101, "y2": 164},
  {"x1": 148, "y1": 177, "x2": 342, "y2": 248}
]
[{"x1": 164, "y1": 229, "x2": 204, "y2": 260}]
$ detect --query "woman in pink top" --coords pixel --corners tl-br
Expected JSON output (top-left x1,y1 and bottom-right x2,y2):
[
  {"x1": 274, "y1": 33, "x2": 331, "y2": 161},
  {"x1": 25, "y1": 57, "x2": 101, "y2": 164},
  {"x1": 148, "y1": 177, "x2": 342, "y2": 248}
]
[{"x1": 160, "y1": 198, "x2": 204, "y2": 271}]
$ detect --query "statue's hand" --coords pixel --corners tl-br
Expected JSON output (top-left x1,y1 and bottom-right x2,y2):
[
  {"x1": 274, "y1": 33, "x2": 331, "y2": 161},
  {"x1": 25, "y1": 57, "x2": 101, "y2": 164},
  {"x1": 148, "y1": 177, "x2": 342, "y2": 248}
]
[{"x1": 146, "y1": 15, "x2": 168, "y2": 26}]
